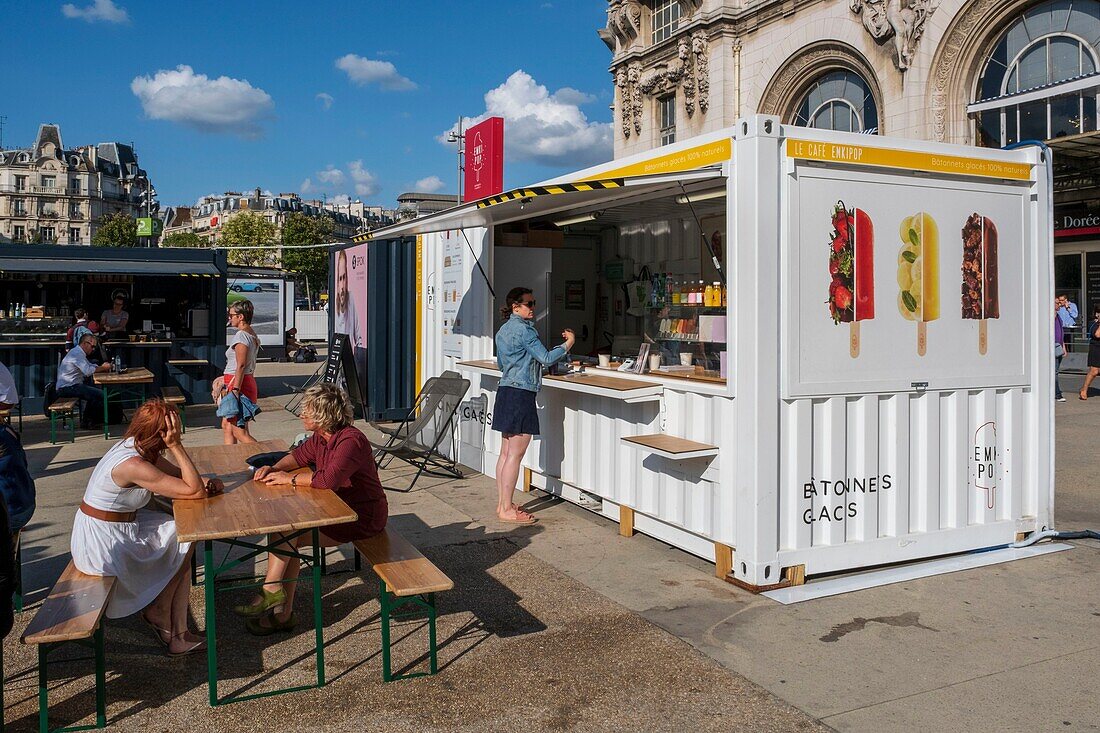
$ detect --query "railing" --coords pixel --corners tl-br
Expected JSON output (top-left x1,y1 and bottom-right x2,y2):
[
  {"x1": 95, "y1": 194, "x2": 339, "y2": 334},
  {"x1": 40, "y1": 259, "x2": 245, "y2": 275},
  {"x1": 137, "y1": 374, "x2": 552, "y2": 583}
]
[
  {"x1": 31, "y1": 185, "x2": 64, "y2": 195},
  {"x1": 39, "y1": 210, "x2": 59, "y2": 219}
]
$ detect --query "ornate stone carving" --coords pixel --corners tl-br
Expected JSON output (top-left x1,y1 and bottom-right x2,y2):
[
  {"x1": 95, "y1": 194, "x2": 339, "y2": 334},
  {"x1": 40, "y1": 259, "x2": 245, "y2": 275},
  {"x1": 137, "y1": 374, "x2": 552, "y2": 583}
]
[
  {"x1": 629, "y1": 63, "x2": 643, "y2": 135},
  {"x1": 605, "y1": 0, "x2": 642, "y2": 49},
  {"x1": 693, "y1": 31, "x2": 710, "y2": 114},
  {"x1": 850, "y1": 0, "x2": 940, "y2": 71},
  {"x1": 929, "y1": 0, "x2": 1008, "y2": 142},
  {"x1": 759, "y1": 47, "x2": 843, "y2": 117},
  {"x1": 615, "y1": 67, "x2": 632, "y2": 138}
]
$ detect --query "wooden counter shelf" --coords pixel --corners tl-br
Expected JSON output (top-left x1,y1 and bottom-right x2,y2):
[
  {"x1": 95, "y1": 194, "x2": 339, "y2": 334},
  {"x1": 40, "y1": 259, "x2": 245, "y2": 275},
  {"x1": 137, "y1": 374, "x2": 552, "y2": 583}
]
[
  {"x1": 622, "y1": 433, "x2": 719, "y2": 460},
  {"x1": 168, "y1": 358, "x2": 210, "y2": 366},
  {"x1": 458, "y1": 360, "x2": 663, "y2": 403}
]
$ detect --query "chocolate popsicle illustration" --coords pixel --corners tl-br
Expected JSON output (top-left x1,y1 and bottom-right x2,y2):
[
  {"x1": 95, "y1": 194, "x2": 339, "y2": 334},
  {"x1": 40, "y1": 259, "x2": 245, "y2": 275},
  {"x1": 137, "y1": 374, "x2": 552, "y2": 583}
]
[
  {"x1": 827, "y1": 201, "x2": 875, "y2": 358},
  {"x1": 897, "y1": 212, "x2": 940, "y2": 356},
  {"x1": 961, "y1": 213, "x2": 999, "y2": 355}
]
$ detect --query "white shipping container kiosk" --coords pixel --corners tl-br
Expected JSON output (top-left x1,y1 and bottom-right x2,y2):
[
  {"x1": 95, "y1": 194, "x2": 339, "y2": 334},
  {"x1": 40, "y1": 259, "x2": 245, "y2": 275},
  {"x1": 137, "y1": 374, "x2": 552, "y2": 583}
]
[{"x1": 364, "y1": 117, "x2": 1053, "y2": 590}]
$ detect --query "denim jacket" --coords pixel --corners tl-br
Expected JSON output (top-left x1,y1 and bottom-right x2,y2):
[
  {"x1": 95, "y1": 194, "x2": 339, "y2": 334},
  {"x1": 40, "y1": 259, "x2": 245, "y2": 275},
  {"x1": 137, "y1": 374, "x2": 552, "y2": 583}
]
[{"x1": 495, "y1": 315, "x2": 567, "y2": 392}]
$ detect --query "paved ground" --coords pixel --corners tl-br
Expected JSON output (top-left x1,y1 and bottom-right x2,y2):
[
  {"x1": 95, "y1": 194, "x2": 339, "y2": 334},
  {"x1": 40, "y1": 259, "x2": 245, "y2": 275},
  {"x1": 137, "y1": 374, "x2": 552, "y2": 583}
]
[{"x1": 5, "y1": 360, "x2": 1098, "y2": 731}]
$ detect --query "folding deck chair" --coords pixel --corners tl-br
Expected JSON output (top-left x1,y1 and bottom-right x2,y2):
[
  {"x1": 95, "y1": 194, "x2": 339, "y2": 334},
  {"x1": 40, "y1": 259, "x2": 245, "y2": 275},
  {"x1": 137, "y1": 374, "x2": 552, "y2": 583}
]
[{"x1": 373, "y1": 373, "x2": 469, "y2": 492}]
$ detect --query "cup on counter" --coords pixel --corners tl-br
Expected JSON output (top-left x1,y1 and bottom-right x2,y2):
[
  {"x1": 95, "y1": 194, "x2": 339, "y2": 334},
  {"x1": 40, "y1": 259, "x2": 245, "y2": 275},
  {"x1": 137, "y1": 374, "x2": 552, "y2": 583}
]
[
  {"x1": 679, "y1": 353, "x2": 694, "y2": 367},
  {"x1": 598, "y1": 354, "x2": 611, "y2": 368},
  {"x1": 649, "y1": 354, "x2": 662, "y2": 372}
]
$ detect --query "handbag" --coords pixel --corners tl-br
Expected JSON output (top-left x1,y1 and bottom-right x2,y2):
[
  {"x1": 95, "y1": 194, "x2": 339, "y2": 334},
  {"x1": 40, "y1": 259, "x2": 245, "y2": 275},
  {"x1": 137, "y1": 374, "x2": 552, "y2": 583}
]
[{"x1": 1055, "y1": 343, "x2": 1066, "y2": 358}]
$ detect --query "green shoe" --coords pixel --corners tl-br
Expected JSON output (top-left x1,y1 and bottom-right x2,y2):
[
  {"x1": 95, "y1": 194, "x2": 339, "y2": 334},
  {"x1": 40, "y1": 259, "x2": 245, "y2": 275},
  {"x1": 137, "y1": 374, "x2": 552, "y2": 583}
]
[
  {"x1": 245, "y1": 611, "x2": 298, "y2": 637},
  {"x1": 232, "y1": 588, "x2": 286, "y2": 618}
]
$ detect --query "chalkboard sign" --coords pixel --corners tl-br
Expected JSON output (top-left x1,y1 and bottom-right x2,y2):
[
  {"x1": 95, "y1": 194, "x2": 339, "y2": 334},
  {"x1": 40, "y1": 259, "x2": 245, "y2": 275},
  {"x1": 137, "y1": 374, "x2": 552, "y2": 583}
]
[{"x1": 323, "y1": 332, "x2": 366, "y2": 415}]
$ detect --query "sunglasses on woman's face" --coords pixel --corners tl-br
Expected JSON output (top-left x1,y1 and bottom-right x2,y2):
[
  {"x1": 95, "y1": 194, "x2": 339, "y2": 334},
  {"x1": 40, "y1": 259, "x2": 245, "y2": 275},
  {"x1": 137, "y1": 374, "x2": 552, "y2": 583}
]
[{"x1": 519, "y1": 300, "x2": 536, "y2": 308}]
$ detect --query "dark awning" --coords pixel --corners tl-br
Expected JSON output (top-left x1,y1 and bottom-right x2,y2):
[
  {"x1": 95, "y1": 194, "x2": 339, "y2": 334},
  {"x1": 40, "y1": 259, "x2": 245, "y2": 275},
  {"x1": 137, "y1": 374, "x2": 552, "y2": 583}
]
[{"x1": 0, "y1": 258, "x2": 221, "y2": 276}]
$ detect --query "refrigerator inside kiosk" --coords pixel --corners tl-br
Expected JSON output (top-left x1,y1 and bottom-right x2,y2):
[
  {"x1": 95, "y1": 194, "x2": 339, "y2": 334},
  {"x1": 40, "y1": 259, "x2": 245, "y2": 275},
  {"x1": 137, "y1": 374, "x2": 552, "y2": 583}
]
[{"x1": 399, "y1": 118, "x2": 1050, "y2": 590}]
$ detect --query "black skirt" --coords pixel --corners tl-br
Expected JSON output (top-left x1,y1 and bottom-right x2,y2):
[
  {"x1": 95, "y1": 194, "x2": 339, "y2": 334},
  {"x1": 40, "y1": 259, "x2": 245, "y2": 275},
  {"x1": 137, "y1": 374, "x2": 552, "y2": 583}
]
[
  {"x1": 1089, "y1": 341, "x2": 1100, "y2": 369},
  {"x1": 492, "y1": 386, "x2": 540, "y2": 436}
]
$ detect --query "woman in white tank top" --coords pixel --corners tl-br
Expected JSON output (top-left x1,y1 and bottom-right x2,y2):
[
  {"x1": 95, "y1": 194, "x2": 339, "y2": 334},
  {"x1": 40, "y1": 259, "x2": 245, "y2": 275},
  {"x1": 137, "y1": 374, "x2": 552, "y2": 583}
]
[{"x1": 70, "y1": 399, "x2": 223, "y2": 656}]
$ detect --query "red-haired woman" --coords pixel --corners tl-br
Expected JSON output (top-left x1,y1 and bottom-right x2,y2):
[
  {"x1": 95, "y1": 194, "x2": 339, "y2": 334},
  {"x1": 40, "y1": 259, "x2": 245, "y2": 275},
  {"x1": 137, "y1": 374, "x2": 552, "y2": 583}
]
[{"x1": 70, "y1": 399, "x2": 223, "y2": 656}]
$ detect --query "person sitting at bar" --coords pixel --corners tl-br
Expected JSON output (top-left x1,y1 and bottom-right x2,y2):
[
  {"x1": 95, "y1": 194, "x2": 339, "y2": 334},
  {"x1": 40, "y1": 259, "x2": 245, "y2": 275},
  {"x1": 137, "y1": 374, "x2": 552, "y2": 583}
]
[
  {"x1": 234, "y1": 384, "x2": 387, "y2": 635},
  {"x1": 57, "y1": 333, "x2": 111, "y2": 430},
  {"x1": 100, "y1": 296, "x2": 130, "y2": 339},
  {"x1": 66, "y1": 308, "x2": 99, "y2": 350},
  {"x1": 70, "y1": 400, "x2": 222, "y2": 656}
]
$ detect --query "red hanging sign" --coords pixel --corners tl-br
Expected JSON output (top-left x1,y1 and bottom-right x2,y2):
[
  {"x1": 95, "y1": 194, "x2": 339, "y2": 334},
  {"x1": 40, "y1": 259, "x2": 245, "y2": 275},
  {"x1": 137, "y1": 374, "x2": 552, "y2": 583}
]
[{"x1": 464, "y1": 117, "x2": 504, "y2": 202}]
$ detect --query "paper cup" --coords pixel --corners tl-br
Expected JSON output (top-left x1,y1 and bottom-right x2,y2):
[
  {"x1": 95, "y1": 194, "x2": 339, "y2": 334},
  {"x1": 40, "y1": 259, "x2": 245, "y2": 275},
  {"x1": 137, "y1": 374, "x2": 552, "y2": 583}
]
[
  {"x1": 679, "y1": 353, "x2": 694, "y2": 367},
  {"x1": 598, "y1": 354, "x2": 611, "y2": 368},
  {"x1": 649, "y1": 354, "x2": 662, "y2": 371}
]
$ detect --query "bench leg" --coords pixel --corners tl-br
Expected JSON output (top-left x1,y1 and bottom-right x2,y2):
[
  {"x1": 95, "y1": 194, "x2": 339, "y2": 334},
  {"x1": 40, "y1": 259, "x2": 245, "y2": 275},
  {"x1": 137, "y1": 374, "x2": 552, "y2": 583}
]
[
  {"x1": 428, "y1": 592, "x2": 438, "y2": 675},
  {"x1": 312, "y1": 531, "x2": 325, "y2": 689},
  {"x1": 379, "y1": 578, "x2": 392, "y2": 683},
  {"x1": 93, "y1": 627, "x2": 106, "y2": 729},
  {"x1": 14, "y1": 536, "x2": 22, "y2": 613},
  {"x1": 204, "y1": 541, "x2": 218, "y2": 707},
  {"x1": 179, "y1": 406, "x2": 186, "y2": 434},
  {"x1": 377, "y1": 582, "x2": 441, "y2": 682},
  {"x1": 49, "y1": 413, "x2": 56, "y2": 445},
  {"x1": 37, "y1": 645, "x2": 48, "y2": 733}
]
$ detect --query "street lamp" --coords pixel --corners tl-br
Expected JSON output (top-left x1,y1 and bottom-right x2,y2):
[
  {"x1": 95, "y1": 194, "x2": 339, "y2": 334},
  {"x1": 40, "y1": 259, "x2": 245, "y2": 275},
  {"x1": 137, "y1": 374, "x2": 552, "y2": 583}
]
[{"x1": 446, "y1": 117, "x2": 465, "y2": 205}]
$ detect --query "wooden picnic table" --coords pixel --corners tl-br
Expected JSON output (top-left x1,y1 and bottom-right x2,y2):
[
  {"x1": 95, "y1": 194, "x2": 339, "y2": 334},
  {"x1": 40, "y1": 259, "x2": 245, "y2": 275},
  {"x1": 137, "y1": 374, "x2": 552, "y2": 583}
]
[
  {"x1": 93, "y1": 367, "x2": 155, "y2": 439},
  {"x1": 177, "y1": 439, "x2": 357, "y2": 706}
]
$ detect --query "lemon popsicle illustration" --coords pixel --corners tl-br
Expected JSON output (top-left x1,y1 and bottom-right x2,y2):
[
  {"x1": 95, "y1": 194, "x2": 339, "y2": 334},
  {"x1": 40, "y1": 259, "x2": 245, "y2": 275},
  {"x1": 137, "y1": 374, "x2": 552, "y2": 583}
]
[
  {"x1": 961, "y1": 213, "x2": 999, "y2": 355},
  {"x1": 827, "y1": 201, "x2": 875, "y2": 358},
  {"x1": 897, "y1": 212, "x2": 939, "y2": 356}
]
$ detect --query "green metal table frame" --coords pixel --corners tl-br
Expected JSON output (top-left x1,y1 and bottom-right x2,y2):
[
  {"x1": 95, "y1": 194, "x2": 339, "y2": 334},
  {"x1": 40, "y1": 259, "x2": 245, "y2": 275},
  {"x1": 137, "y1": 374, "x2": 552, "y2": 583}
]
[
  {"x1": 202, "y1": 528, "x2": 325, "y2": 706},
  {"x1": 35, "y1": 627, "x2": 107, "y2": 733},
  {"x1": 100, "y1": 381, "x2": 148, "y2": 440}
]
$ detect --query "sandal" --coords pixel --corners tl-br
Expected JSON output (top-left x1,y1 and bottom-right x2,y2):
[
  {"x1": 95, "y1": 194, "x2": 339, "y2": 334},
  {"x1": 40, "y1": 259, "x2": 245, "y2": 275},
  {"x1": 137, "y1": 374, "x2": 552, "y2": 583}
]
[
  {"x1": 232, "y1": 587, "x2": 286, "y2": 618},
  {"x1": 245, "y1": 611, "x2": 298, "y2": 637},
  {"x1": 1080, "y1": 392, "x2": 1089, "y2": 400},
  {"x1": 166, "y1": 634, "x2": 207, "y2": 658},
  {"x1": 497, "y1": 508, "x2": 536, "y2": 525},
  {"x1": 140, "y1": 613, "x2": 171, "y2": 648}
]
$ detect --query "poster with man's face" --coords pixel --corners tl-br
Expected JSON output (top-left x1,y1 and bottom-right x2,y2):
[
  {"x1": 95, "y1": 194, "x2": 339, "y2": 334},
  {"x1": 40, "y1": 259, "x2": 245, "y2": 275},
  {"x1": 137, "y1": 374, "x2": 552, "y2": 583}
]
[{"x1": 333, "y1": 244, "x2": 369, "y2": 401}]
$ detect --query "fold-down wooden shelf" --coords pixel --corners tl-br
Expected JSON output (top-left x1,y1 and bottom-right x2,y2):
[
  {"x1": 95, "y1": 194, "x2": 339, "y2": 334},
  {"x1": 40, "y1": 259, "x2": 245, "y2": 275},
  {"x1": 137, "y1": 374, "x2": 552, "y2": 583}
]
[{"x1": 622, "y1": 434, "x2": 719, "y2": 460}]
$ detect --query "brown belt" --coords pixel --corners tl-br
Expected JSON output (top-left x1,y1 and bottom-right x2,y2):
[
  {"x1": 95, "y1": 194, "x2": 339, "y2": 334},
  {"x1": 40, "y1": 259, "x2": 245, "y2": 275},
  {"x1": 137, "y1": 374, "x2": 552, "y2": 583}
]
[{"x1": 80, "y1": 501, "x2": 137, "y2": 523}]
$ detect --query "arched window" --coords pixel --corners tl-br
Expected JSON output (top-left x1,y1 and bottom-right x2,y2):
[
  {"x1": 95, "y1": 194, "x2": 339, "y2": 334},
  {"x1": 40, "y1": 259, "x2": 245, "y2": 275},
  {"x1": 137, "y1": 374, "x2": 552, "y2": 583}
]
[
  {"x1": 972, "y1": 0, "x2": 1100, "y2": 146},
  {"x1": 793, "y1": 70, "x2": 879, "y2": 133}
]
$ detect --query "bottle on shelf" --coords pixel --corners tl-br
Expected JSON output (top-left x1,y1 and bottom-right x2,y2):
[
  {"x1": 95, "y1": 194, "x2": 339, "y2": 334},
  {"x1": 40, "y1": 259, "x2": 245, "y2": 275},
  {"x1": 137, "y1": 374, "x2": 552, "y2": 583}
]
[
  {"x1": 722, "y1": 283, "x2": 727, "y2": 307},
  {"x1": 671, "y1": 280, "x2": 681, "y2": 305},
  {"x1": 704, "y1": 283, "x2": 714, "y2": 307}
]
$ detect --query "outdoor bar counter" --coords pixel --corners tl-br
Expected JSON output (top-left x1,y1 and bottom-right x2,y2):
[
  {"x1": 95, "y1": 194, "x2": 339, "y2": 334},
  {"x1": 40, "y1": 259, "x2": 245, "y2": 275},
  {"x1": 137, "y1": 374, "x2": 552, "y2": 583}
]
[{"x1": 0, "y1": 244, "x2": 228, "y2": 412}]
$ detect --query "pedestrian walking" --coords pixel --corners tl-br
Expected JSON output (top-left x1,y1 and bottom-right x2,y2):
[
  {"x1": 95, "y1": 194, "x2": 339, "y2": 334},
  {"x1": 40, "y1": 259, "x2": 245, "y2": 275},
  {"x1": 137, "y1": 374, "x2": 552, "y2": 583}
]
[
  {"x1": 1055, "y1": 299, "x2": 1066, "y2": 402},
  {"x1": 490, "y1": 287, "x2": 574, "y2": 524},
  {"x1": 1079, "y1": 305, "x2": 1100, "y2": 400},
  {"x1": 214, "y1": 299, "x2": 261, "y2": 444}
]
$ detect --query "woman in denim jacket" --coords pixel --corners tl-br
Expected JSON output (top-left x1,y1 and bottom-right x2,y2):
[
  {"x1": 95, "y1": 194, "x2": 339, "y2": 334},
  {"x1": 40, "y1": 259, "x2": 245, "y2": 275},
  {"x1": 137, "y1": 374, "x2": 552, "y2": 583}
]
[{"x1": 491, "y1": 287, "x2": 574, "y2": 524}]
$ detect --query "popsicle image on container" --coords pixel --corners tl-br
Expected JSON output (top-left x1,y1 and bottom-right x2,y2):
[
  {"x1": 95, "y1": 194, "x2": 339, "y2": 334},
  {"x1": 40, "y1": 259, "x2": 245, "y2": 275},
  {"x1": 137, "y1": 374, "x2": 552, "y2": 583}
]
[
  {"x1": 961, "y1": 213, "x2": 999, "y2": 355},
  {"x1": 897, "y1": 212, "x2": 940, "y2": 356},
  {"x1": 827, "y1": 201, "x2": 875, "y2": 358}
]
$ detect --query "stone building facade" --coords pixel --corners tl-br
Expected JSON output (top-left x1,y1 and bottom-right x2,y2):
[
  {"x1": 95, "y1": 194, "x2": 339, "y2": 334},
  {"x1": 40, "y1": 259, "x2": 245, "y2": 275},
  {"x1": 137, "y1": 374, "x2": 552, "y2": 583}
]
[
  {"x1": 605, "y1": 0, "x2": 1100, "y2": 319},
  {"x1": 0, "y1": 123, "x2": 152, "y2": 244},
  {"x1": 181, "y1": 189, "x2": 367, "y2": 243},
  {"x1": 605, "y1": 0, "x2": 1100, "y2": 154}
]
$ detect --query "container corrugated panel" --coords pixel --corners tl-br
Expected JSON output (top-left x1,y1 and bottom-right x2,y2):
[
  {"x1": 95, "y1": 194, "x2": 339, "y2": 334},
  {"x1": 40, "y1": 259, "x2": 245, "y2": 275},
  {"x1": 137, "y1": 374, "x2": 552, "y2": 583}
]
[{"x1": 778, "y1": 387, "x2": 1033, "y2": 574}]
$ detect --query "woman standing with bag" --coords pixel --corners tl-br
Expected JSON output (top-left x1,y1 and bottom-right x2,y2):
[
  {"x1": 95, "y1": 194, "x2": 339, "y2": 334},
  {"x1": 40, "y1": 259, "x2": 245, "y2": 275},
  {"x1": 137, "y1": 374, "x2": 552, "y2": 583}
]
[
  {"x1": 491, "y1": 287, "x2": 574, "y2": 524},
  {"x1": 215, "y1": 299, "x2": 261, "y2": 443}
]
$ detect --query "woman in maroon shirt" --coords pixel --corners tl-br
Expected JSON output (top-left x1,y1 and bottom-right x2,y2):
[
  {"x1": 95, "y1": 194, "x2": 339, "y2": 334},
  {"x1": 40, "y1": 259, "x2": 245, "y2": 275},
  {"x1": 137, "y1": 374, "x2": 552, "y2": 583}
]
[{"x1": 234, "y1": 383, "x2": 387, "y2": 634}]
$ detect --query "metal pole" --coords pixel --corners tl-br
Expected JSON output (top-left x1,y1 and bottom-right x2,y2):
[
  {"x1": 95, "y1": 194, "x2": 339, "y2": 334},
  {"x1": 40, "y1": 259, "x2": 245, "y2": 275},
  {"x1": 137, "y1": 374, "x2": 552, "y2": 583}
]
[{"x1": 456, "y1": 116, "x2": 464, "y2": 205}]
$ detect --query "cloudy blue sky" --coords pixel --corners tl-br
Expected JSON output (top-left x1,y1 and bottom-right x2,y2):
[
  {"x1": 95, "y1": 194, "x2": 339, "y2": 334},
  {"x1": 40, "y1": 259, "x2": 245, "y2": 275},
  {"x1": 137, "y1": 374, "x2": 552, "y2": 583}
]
[{"x1": 6, "y1": 0, "x2": 613, "y2": 207}]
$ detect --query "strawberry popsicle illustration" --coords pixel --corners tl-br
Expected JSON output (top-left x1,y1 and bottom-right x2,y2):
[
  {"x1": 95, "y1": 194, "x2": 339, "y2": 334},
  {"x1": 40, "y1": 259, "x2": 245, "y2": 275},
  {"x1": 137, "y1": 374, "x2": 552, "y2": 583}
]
[
  {"x1": 961, "y1": 213, "x2": 999, "y2": 355},
  {"x1": 897, "y1": 212, "x2": 940, "y2": 356},
  {"x1": 827, "y1": 201, "x2": 875, "y2": 358}
]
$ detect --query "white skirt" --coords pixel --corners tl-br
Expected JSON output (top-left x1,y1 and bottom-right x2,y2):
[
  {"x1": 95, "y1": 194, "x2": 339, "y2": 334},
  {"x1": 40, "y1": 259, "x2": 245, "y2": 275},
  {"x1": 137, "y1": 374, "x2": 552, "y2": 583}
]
[{"x1": 70, "y1": 509, "x2": 192, "y2": 619}]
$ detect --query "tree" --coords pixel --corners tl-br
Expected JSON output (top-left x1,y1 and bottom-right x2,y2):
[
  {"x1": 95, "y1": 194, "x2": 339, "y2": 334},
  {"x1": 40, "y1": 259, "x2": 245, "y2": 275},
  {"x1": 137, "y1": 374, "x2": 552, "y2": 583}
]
[
  {"x1": 281, "y1": 212, "x2": 335, "y2": 298},
  {"x1": 91, "y1": 213, "x2": 138, "y2": 247},
  {"x1": 217, "y1": 212, "x2": 277, "y2": 267},
  {"x1": 161, "y1": 231, "x2": 207, "y2": 248}
]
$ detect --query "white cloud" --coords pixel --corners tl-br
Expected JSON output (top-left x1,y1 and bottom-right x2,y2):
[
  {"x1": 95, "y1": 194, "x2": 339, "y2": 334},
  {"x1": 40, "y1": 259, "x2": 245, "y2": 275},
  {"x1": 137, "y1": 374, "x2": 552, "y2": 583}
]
[
  {"x1": 441, "y1": 70, "x2": 611, "y2": 168},
  {"x1": 61, "y1": 0, "x2": 128, "y2": 23},
  {"x1": 330, "y1": 194, "x2": 352, "y2": 206},
  {"x1": 315, "y1": 92, "x2": 334, "y2": 110},
  {"x1": 300, "y1": 178, "x2": 314, "y2": 194},
  {"x1": 335, "y1": 54, "x2": 416, "y2": 91},
  {"x1": 131, "y1": 65, "x2": 274, "y2": 137},
  {"x1": 414, "y1": 175, "x2": 446, "y2": 193},
  {"x1": 347, "y1": 160, "x2": 380, "y2": 196},
  {"x1": 315, "y1": 165, "x2": 344, "y2": 185}
]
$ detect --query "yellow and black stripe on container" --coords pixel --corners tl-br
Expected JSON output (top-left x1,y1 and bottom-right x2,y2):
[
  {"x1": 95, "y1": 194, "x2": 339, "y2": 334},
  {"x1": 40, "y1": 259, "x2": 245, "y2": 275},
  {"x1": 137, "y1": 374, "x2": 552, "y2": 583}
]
[{"x1": 475, "y1": 179, "x2": 624, "y2": 209}]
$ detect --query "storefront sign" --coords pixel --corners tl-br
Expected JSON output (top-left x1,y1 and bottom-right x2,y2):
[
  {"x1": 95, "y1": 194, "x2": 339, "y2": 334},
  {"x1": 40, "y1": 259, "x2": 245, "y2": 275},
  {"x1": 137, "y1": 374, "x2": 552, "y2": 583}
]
[
  {"x1": 464, "y1": 117, "x2": 504, "y2": 202},
  {"x1": 1086, "y1": 252, "x2": 1100, "y2": 317},
  {"x1": 801, "y1": 474, "x2": 893, "y2": 524},
  {"x1": 971, "y1": 421, "x2": 998, "y2": 510},
  {"x1": 786, "y1": 139, "x2": 1031, "y2": 181},
  {"x1": 598, "y1": 138, "x2": 732, "y2": 179},
  {"x1": 1055, "y1": 212, "x2": 1100, "y2": 238}
]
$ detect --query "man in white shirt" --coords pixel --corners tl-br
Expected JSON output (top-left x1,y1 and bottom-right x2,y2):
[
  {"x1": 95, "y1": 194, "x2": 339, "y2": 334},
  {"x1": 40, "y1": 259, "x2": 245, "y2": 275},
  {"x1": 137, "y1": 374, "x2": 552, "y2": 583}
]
[
  {"x1": 56, "y1": 334, "x2": 111, "y2": 429},
  {"x1": 0, "y1": 361, "x2": 17, "y2": 410}
]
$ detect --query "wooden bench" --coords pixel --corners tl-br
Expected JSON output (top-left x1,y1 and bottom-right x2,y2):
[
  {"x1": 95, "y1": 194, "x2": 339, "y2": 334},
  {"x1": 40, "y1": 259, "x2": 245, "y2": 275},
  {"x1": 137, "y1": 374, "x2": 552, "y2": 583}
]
[
  {"x1": 0, "y1": 404, "x2": 20, "y2": 431},
  {"x1": 353, "y1": 528, "x2": 453, "y2": 682},
  {"x1": 161, "y1": 386, "x2": 187, "y2": 432},
  {"x1": 22, "y1": 562, "x2": 116, "y2": 732},
  {"x1": 47, "y1": 397, "x2": 80, "y2": 445}
]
